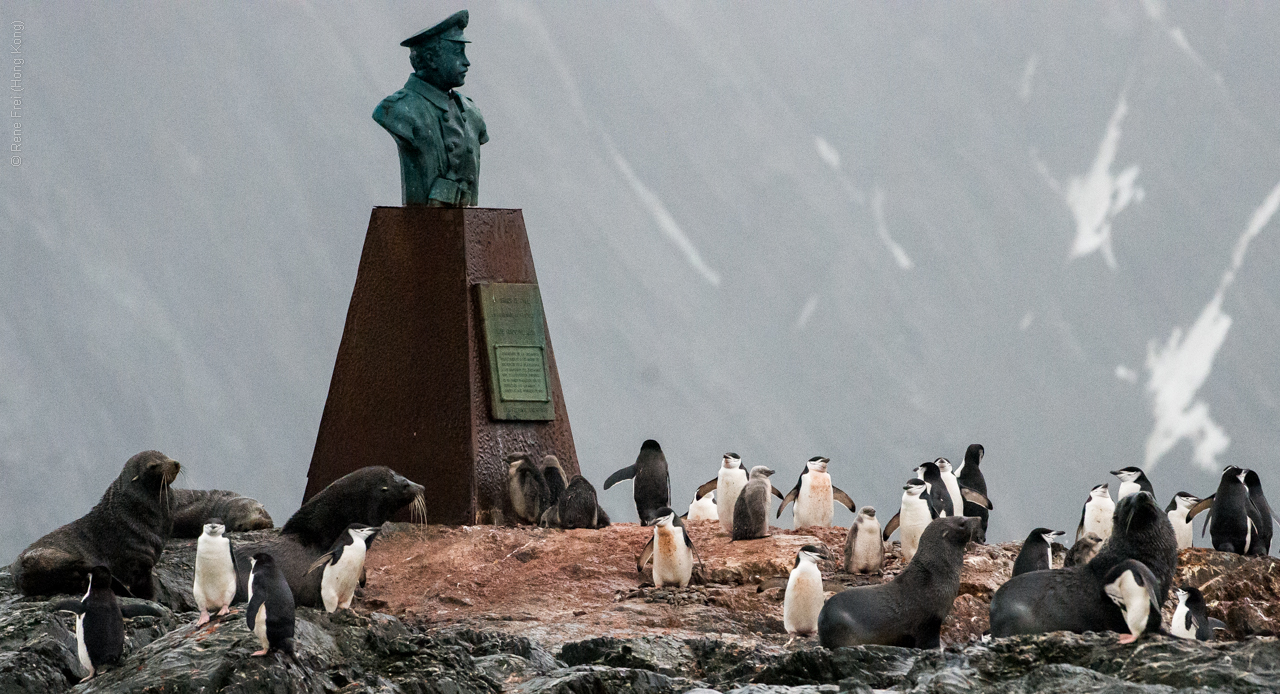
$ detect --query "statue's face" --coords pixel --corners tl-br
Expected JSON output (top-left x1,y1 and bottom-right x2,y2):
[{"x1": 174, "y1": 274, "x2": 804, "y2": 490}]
[{"x1": 424, "y1": 40, "x2": 469, "y2": 90}]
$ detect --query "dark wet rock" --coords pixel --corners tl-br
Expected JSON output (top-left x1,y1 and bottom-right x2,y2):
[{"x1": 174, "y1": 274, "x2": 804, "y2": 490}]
[
  {"x1": 1177, "y1": 548, "x2": 1280, "y2": 639},
  {"x1": 559, "y1": 635, "x2": 695, "y2": 676},
  {"x1": 752, "y1": 645, "x2": 916, "y2": 688},
  {"x1": 515, "y1": 665, "x2": 690, "y2": 694}
]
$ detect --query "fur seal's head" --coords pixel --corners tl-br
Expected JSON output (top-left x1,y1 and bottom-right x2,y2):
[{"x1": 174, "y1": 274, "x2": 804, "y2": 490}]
[
  {"x1": 1115, "y1": 491, "x2": 1161, "y2": 536},
  {"x1": 120, "y1": 450, "x2": 181, "y2": 497},
  {"x1": 282, "y1": 466, "x2": 425, "y2": 550},
  {"x1": 226, "y1": 497, "x2": 273, "y2": 531},
  {"x1": 922, "y1": 515, "x2": 981, "y2": 550}
]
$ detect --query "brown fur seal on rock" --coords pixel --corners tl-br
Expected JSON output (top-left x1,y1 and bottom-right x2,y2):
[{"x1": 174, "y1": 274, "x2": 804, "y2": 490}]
[
  {"x1": 11, "y1": 451, "x2": 180, "y2": 599},
  {"x1": 170, "y1": 489, "x2": 274, "y2": 538},
  {"x1": 233, "y1": 466, "x2": 425, "y2": 607}
]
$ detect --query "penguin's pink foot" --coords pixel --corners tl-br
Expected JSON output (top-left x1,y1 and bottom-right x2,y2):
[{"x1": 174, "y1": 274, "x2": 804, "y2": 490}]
[
  {"x1": 1118, "y1": 633, "x2": 1138, "y2": 644},
  {"x1": 251, "y1": 649, "x2": 269, "y2": 657},
  {"x1": 197, "y1": 610, "x2": 210, "y2": 626}
]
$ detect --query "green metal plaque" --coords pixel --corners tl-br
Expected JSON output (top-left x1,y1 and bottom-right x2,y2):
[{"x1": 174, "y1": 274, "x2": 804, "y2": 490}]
[{"x1": 477, "y1": 283, "x2": 555, "y2": 421}]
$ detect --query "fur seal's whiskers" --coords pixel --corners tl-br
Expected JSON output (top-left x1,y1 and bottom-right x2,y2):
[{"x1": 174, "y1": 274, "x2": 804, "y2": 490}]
[{"x1": 411, "y1": 493, "x2": 427, "y2": 524}]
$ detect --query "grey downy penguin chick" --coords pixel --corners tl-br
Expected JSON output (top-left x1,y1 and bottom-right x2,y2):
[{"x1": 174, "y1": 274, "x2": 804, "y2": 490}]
[
  {"x1": 695, "y1": 452, "x2": 747, "y2": 534},
  {"x1": 732, "y1": 466, "x2": 781, "y2": 541},
  {"x1": 604, "y1": 439, "x2": 671, "y2": 525},
  {"x1": 636, "y1": 507, "x2": 698, "y2": 588},
  {"x1": 507, "y1": 454, "x2": 550, "y2": 525},
  {"x1": 307, "y1": 524, "x2": 380, "y2": 612},
  {"x1": 819, "y1": 516, "x2": 979, "y2": 649},
  {"x1": 777, "y1": 456, "x2": 856, "y2": 529},
  {"x1": 52, "y1": 566, "x2": 123, "y2": 681},
  {"x1": 1170, "y1": 585, "x2": 1227, "y2": 641},
  {"x1": 1077, "y1": 483, "x2": 1115, "y2": 542},
  {"x1": 541, "y1": 455, "x2": 569, "y2": 509},
  {"x1": 1064, "y1": 532, "x2": 1104, "y2": 567},
  {"x1": 882, "y1": 479, "x2": 938, "y2": 563},
  {"x1": 1011, "y1": 528, "x2": 1064, "y2": 576},
  {"x1": 845, "y1": 506, "x2": 884, "y2": 574},
  {"x1": 1111, "y1": 467, "x2": 1155, "y2": 500},
  {"x1": 247, "y1": 553, "x2": 296, "y2": 656},
  {"x1": 785, "y1": 545, "x2": 830, "y2": 638},
  {"x1": 541, "y1": 475, "x2": 610, "y2": 529},
  {"x1": 193, "y1": 518, "x2": 237, "y2": 625},
  {"x1": 1103, "y1": 559, "x2": 1162, "y2": 644},
  {"x1": 1165, "y1": 492, "x2": 1201, "y2": 550}
]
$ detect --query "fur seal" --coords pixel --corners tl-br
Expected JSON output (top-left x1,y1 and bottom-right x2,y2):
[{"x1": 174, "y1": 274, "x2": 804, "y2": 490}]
[
  {"x1": 989, "y1": 491, "x2": 1177, "y2": 638},
  {"x1": 540, "y1": 475, "x2": 610, "y2": 529},
  {"x1": 955, "y1": 444, "x2": 990, "y2": 541},
  {"x1": 785, "y1": 545, "x2": 830, "y2": 638},
  {"x1": 819, "y1": 516, "x2": 979, "y2": 648},
  {"x1": 1103, "y1": 559, "x2": 1162, "y2": 643},
  {"x1": 308, "y1": 524, "x2": 379, "y2": 612},
  {"x1": 193, "y1": 519, "x2": 237, "y2": 625},
  {"x1": 777, "y1": 457, "x2": 855, "y2": 529},
  {"x1": 171, "y1": 489, "x2": 274, "y2": 538},
  {"x1": 1063, "y1": 532, "x2": 1104, "y2": 567},
  {"x1": 12, "y1": 450, "x2": 180, "y2": 599},
  {"x1": 235, "y1": 466, "x2": 425, "y2": 607},
  {"x1": 52, "y1": 565, "x2": 123, "y2": 681},
  {"x1": 696, "y1": 453, "x2": 747, "y2": 534},
  {"x1": 604, "y1": 439, "x2": 672, "y2": 525},
  {"x1": 247, "y1": 553, "x2": 296, "y2": 656},
  {"x1": 1170, "y1": 585, "x2": 1226, "y2": 641},
  {"x1": 845, "y1": 506, "x2": 883, "y2": 574},
  {"x1": 636, "y1": 507, "x2": 699, "y2": 588},
  {"x1": 1011, "y1": 528, "x2": 1063, "y2": 576},
  {"x1": 507, "y1": 454, "x2": 550, "y2": 524},
  {"x1": 732, "y1": 466, "x2": 780, "y2": 540}
]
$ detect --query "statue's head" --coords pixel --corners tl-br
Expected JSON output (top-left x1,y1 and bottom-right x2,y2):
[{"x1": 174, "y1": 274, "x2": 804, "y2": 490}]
[{"x1": 403, "y1": 10, "x2": 471, "y2": 91}]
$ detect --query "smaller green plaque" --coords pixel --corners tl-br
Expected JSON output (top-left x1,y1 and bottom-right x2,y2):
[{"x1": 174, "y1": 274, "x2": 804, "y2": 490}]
[{"x1": 477, "y1": 283, "x2": 556, "y2": 421}]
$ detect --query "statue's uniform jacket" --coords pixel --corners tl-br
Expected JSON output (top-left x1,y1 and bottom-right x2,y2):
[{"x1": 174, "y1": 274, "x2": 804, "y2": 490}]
[{"x1": 373, "y1": 74, "x2": 488, "y2": 206}]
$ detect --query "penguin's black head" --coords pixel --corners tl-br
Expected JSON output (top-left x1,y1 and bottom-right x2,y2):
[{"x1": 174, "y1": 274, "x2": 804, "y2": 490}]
[
  {"x1": 1111, "y1": 467, "x2": 1145, "y2": 481},
  {"x1": 641, "y1": 440, "x2": 662, "y2": 451},
  {"x1": 88, "y1": 565, "x2": 113, "y2": 589},
  {"x1": 251, "y1": 552, "x2": 275, "y2": 567},
  {"x1": 346, "y1": 523, "x2": 380, "y2": 545},
  {"x1": 859, "y1": 506, "x2": 876, "y2": 517},
  {"x1": 796, "y1": 544, "x2": 830, "y2": 565},
  {"x1": 1115, "y1": 491, "x2": 1160, "y2": 536},
  {"x1": 1222, "y1": 465, "x2": 1245, "y2": 482},
  {"x1": 203, "y1": 519, "x2": 226, "y2": 537},
  {"x1": 649, "y1": 507, "x2": 678, "y2": 527},
  {"x1": 1244, "y1": 469, "x2": 1263, "y2": 492},
  {"x1": 965, "y1": 444, "x2": 984, "y2": 465}
]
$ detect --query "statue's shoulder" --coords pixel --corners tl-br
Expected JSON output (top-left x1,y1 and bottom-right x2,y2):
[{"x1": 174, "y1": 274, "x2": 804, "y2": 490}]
[{"x1": 372, "y1": 88, "x2": 426, "y2": 139}]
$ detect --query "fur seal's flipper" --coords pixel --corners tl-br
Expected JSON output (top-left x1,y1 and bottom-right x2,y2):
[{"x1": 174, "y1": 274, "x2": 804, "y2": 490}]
[
  {"x1": 50, "y1": 598, "x2": 86, "y2": 614},
  {"x1": 603, "y1": 465, "x2": 637, "y2": 490},
  {"x1": 961, "y1": 488, "x2": 993, "y2": 510},
  {"x1": 756, "y1": 577, "x2": 789, "y2": 593},
  {"x1": 882, "y1": 511, "x2": 901, "y2": 541},
  {"x1": 695, "y1": 479, "x2": 718, "y2": 500},
  {"x1": 832, "y1": 487, "x2": 856, "y2": 512}
]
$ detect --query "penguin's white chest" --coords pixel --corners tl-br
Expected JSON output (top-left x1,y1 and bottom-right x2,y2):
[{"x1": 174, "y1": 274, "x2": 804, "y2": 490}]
[
  {"x1": 194, "y1": 536, "x2": 236, "y2": 611},
  {"x1": 1084, "y1": 499, "x2": 1115, "y2": 540},
  {"x1": 653, "y1": 527, "x2": 692, "y2": 588},
  {"x1": 940, "y1": 472, "x2": 963, "y2": 517},
  {"x1": 847, "y1": 522, "x2": 882, "y2": 572},
  {"x1": 1117, "y1": 481, "x2": 1140, "y2": 499},
  {"x1": 794, "y1": 473, "x2": 833, "y2": 528},
  {"x1": 1168, "y1": 510, "x2": 1194, "y2": 550},
  {"x1": 75, "y1": 613, "x2": 93, "y2": 677},
  {"x1": 687, "y1": 494, "x2": 718, "y2": 522},
  {"x1": 321, "y1": 543, "x2": 368, "y2": 612},
  {"x1": 717, "y1": 470, "x2": 746, "y2": 531},
  {"x1": 783, "y1": 562, "x2": 824, "y2": 635},
  {"x1": 252, "y1": 604, "x2": 268, "y2": 650},
  {"x1": 1170, "y1": 600, "x2": 1195, "y2": 640},
  {"x1": 900, "y1": 497, "x2": 932, "y2": 561}
]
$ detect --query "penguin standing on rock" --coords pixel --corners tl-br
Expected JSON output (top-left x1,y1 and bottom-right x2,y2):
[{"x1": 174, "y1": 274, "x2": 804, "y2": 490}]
[
  {"x1": 1112, "y1": 467, "x2": 1155, "y2": 500},
  {"x1": 882, "y1": 479, "x2": 937, "y2": 563},
  {"x1": 193, "y1": 518, "x2": 237, "y2": 625},
  {"x1": 247, "y1": 553, "x2": 296, "y2": 656},
  {"x1": 1165, "y1": 492, "x2": 1201, "y2": 550},
  {"x1": 636, "y1": 508, "x2": 699, "y2": 588},
  {"x1": 604, "y1": 440, "x2": 671, "y2": 525},
  {"x1": 845, "y1": 507, "x2": 884, "y2": 574},
  {"x1": 308, "y1": 524, "x2": 379, "y2": 613},
  {"x1": 1011, "y1": 528, "x2": 1063, "y2": 576},
  {"x1": 777, "y1": 457, "x2": 856, "y2": 529},
  {"x1": 784, "y1": 545, "x2": 830, "y2": 640},
  {"x1": 696, "y1": 453, "x2": 748, "y2": 534},
  {"x1": 1170, "y1": 586, "x2": 1227, "y2": 641},
  {"x1": 955, "y1": 444, "x2": 991, "y2": 541},
  {"x1": 1103, "y1": 559, "x2": 1163, "y2": 644},
  {"x1": 1190, "y1": 466, "x2": 1258, "y2": 555},
  {"x1": 1076, "y1": 484, "x2": 1115, "y2": 542},
  {"x1": 732, "y1": 466, "x2": 782, "y2": 541},
  {"x1": 52, "y1": 566, "x2": 123, "y2": 681},
  {"x1": 1244, "y1": 469, "x2": 1278, "y2": 556},
  {"x1": 913, "y1": 462, "x2": 953, "y2": 518}
]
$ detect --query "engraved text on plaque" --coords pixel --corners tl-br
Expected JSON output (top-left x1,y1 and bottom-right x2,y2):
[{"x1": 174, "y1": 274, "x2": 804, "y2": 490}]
[{"x1": 477, "y1": 283, "x2": 555, "y2": 420}]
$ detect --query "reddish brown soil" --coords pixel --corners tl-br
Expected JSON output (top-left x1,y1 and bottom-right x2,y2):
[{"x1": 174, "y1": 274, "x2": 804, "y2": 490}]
[{"x1": 358, "y1": 520, "x2": 1020, "y2": 649}]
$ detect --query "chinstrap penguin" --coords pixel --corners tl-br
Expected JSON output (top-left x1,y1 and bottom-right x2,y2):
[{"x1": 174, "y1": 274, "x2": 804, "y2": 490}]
[
  {"x1": 604, "y1": 440, "x2": 671, "y2": 526},
  {"x1": 636, "y1": 507, "x2": 699, "y2": 588},
  {"x1": 1244, "y1": 469, "x2": 1278, "y2": 556},
  {"x1": 1077, "y1": 483, "x2": 1115, "y2": 542},
  {"x1": 913, "y1": 461, "x2": 952, "y2": 518},
  {"x1": 696, "y1": 452, "x2": 748, "y2": 534},
  {"x1": 882, "y1": 479, "x2": 937, "y2": 563},
  {"x1": 1103, "y1": 559, "x2": 1162, "y2": 643},
  {"x1": 784, "y1": 545, "x2": 830, "y2": 640},
  {"x1": 1191, "y1": 466, "x2": 1257, "y2": 555},
  {"x1": 1111, "y1": 467, "x2": 1155, "y2": 500},
  {"x1": 685, "y1": 490, "x2": 718, "y2": 522},
  {"x1": 1170, "y1": 586, "x2": 1227, "y2": 641},
  {"x1": 844, "y1": 506, "x2": 884, "y2": 574},
  {"x1": 52, "y1": 566, "x2": 124, "y2": 681},
  {"x1": 777, "y1": 457, "x2": 855, "y2": 529},
  {"x1": 933, "y1": 458, "x2": 963, "y2": 517},
  {"x1": 732, "y1": 466, "x2": 781, "y2": 540},
  {"x1": 307, "y1": 524, "x2": 380, "y2": 612},
  {"x1": 193, "y1": 518, "x2": 237, "y2": 625},
  {"x1": 247, "y1": 553, "x2": 296, "y2": 656},
  {"x1": 1165, "y1": 492, "x2": 1201, "y2": 550},
  {"x1": 954, "y1": 443, "x2": 990, "y2": 541},
  {"x1": 1011, "y1": 528, "x2": 1063, "y2": 577}
]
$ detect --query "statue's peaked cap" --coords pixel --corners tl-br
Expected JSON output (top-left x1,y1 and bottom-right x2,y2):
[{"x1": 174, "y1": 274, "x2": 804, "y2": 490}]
[{"x1": 401, "y1": 10, "x2": 470, "y2": 47}]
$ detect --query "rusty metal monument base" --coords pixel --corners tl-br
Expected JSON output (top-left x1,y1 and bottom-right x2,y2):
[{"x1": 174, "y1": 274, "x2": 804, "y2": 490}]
[{"x1": 303, "y1": 207, "x2": 579, "y2": 525}]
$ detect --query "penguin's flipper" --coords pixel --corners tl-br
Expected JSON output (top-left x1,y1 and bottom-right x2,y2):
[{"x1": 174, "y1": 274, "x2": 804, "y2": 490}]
[
  {"x1": 246, "y1": 590, "x2": 265, "y2": 632},
  {"x1": 1208, "y1": 617, "x2": 1228, "y2": 630},
  {"x1": 756, "y1": 577, "x2": 788, "y2": 593},
  {"x1": 1140, "y1": 569, "x2": 1162, "y2": 616},
  {"x1": 882, "y1": 511, "x2": 901, "y2": 541},
  {"x1": 49, "y1": 598, "x2": 85, "y2": 614},
  {"x1": 1187, "y1": 495, "x2": 1215, "y2": 520},
  {"x1": 1201, "y1": 508, "x2": 1213, "y2": 538},
  {"x1": 1076, "y1": 503, "x2": 1087, "y2": 541},
  {"x1": 777, "y1": 485, "x2": 800, "y2": 519},
  {"x1": 603, "y1": 465, "x2": 637, "y2": 490},
  {"x1": 306, "y1": 549, "x2": 338, "y2": 575},
  {"x1": 771, "y1": 485, "x2": 786, "y2": 500},
  {"x1": 961, "y1": 487, "x2": 993, "y2": 510},
  {"x1": 120, "y1": 603, "x2": 166, "y2": 619},
  {"x1": 695, "y1": 479, "x2": 718, "y2": 500},
  {"x1": 832, "y1": 487, "x2": 856, "y2": 512},
  {"x1": 636, "y1": 535, "x2": 655, "y2": 573}
]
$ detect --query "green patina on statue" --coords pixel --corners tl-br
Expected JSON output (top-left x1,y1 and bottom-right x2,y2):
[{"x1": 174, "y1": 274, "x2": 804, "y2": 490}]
[{"x1": 373, "y1": 10, "x2": 488, "y2": 207}]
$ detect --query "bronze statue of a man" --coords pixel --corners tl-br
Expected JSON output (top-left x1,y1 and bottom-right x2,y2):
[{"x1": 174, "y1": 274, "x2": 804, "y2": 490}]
[{"x1": 373, "y1": 10, "x2": 488, "y2": 207}]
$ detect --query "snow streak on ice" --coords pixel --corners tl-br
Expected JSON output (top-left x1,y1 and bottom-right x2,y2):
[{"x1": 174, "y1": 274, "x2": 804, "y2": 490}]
[
  {"x1": 1144, "y1": 180, "x2": 1280, "y2": 470},
  {"x1": 612, "y1": 151, "x2": 721, "y2": 287},
  {"x1": 871, "y1": 187, "x2": 914, "y2": 271},
  {"x1": 1065, "y1": 95, "x2": 1144, "y2": 270}
]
